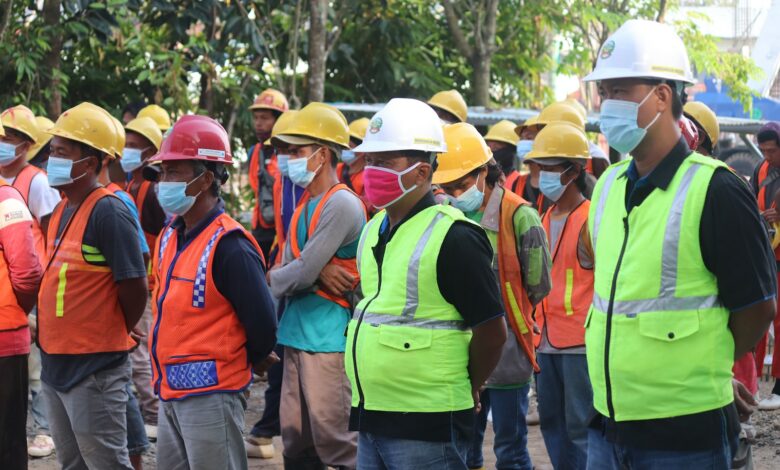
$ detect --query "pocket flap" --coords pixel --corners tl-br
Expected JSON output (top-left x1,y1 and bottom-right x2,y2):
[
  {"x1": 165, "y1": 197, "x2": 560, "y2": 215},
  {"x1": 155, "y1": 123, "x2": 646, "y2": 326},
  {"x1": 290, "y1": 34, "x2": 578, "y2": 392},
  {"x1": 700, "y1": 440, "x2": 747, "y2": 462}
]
[
  {"x1": 378, "y1": 326, "x2": 433, "y2": 351},
  {"x1": 638, "y1": 311, "x2": 700, "y2": 342}
]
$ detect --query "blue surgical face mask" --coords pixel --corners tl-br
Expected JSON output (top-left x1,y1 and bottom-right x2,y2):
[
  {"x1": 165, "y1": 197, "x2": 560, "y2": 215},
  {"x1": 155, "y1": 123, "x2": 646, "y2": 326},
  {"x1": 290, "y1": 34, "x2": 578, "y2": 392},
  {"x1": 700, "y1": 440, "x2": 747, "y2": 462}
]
[
  {"x1": 288, "y1": 148, "x2": 323, "y2": 188},
  {"x1": 47, "y1": 156, "x2": 89, "y2": 187},
  {"x1": 0, "y1": 141, "x2": 21, "y2": 166},
  {"x1": 539, "y1": 167, "x2": 572, "y2": 202},
  {"x1": 157, "y1": 173, "x2": 204, "y2": 216},
  {"x1": 516, "y1": 140, "x2": 534, "y2": 161},
  {"x1": 341, "y1": 150, "x2": 358, "y2": 165},
  {"x1": 599, "y1": 87, "x2": 661, "y2": 154},
  {"x1": 277, "y1": 154, "x2": 290, "y2": 176},
  {"x1": 452, "y1": 174, "x2": 485, "y2": 213},
  {"x1": 120, "y1": 147, "x2": 146, "y2": 172}
]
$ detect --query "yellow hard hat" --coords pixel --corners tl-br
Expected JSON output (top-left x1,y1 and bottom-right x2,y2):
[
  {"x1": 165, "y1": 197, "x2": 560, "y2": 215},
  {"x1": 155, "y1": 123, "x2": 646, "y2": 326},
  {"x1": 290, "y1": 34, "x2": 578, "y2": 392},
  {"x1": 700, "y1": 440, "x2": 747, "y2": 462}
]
[
  {"x1": 514, "y1": 114, "x2": 540, "y2": 136},
  {"x1": 564, "y1": 98, "x2": 588, "y2": 121},
  {"x1": 137, "y1": 104, "x2": 171, "y2": 131},
  {"x1": 484, "y1": 120, "x2": 518, "y2": 146},
  {"x1": 428, "y1": 90, "x2": 468, "y2": 123},
  {"x1": 348, "y1": 118, "x2": 370, "y2": 142},
  {"x1": 525, "y1": 122, "x2": 591, "y2": 162},
  {"x1": 126, "y1": 117, "x2": 163, "y2": 151},
  {"x1": 276, "y1": 102, "x2": 350, "y2": 149},
  {"x1": 0, "y1": 122, "x2": 4, "y2": 137},
  {"x1": 433, "y1": 123, "x2": 492, "y2": 184},
  {"x1": 108, "y1": 115, "x2": 126, "y2": 159},
  {"x1": 48, "y1": 102, "x2": 117, "y2": 157},
  {"x1": 1, "y1": 105, "x2": 39, "y2": 143},
  {"x1": 249, "y1": 88, "x2": 289, "y2": 113},
  {"x1": 267, "y1": 110, "x2": 299, "y2": 146},
  {"x1": 534, "y1": 102, "x2": 586, "y2": 130},
  {"x1": 26, "y1": 116, "x2": 55, "y2": 161},
  {"x1": 683, "y1": 101, "x2": 719, "y2": 148}
]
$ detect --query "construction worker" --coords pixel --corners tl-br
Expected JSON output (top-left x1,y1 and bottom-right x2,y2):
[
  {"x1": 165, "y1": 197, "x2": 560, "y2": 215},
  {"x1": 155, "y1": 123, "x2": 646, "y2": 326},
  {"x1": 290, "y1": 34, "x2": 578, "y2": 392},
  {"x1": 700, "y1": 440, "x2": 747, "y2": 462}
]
[
  {"x1": 683, "y1": 101, "x2": 719, "y2": 157},
  {"x1": 504, "y1": 115, "x2": 538, "y2": 195},
  {"x1": 434, "y1": 123, "x2": 552, "y2": 470},
  {"x1": 137, "y1": 104, "x2": 171, "y2": 132},
  {"x1": 267, "y1": 102, "x2": 364, "y2": 469},
  {"x1": 564, "y1": 97, "x2": 610, "y2": 178},
  {"x1": 148, "y1": 115, "x2": 277, "y2": 470},
  {"x1": 583, "y1": 20, "x2": 775, "y2": 468},
  {"x1": 0, "y1": 118, "x2": 44, "y2": 470},
  {"x1": 525, "y1": 122, "x2": 595, "y2": 470},
  {"x1": 28, "y1": 116, "x2": 55, "y2": 169},
  {"x1": 428, "y1": 89, "x2": 468, "y2": 124},
  {"x1": 752, "y1": 121, "x2": 780, "y2": 410},
  {"x1": 37, "y1": 102, "x2": 149, "y2": 469},
  {"x1": 483, "y1": 119, "x2": 520, "y2": 184},
  {"x1": 338, "y1": 117, "x2": 372, "y2": 211},
  {"x1": 245, "y1": 109, "x2": 305, "y2": 461},
  {"x1": 247, "y1": 88, "x2": 289, "y2": 258},
  {"x1": 122, "y1": 102, "x2": 145, "y2": 125},
  {"x1": 345, "y1": 98, "x2": 507, "y2": 468}
]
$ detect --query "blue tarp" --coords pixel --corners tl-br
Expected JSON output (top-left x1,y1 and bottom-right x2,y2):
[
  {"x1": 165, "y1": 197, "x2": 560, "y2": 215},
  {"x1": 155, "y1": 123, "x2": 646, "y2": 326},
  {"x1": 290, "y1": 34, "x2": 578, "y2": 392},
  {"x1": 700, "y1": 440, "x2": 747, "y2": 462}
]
[{"x1": 694, "y1": 76, "x2": 780, "y2": 121}]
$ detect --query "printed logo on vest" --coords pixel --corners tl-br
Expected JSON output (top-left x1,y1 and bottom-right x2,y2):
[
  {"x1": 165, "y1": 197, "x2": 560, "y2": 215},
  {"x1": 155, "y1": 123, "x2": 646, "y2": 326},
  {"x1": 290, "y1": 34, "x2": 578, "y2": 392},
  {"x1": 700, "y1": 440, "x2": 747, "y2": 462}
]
[{"x1": 165, "y1": 360, "x2": 218, "y2": 390}]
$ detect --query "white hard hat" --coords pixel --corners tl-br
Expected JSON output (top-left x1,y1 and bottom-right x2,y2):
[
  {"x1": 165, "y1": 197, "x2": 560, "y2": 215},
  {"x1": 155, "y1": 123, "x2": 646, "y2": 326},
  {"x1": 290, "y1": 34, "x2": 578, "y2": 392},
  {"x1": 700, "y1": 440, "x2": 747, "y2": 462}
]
[
  {"x1": 584, "y1": 20, "x2": 694, "y2": 85},
  {"x1": 353, "y1": 98, "x2": 447, "y2": 153}
]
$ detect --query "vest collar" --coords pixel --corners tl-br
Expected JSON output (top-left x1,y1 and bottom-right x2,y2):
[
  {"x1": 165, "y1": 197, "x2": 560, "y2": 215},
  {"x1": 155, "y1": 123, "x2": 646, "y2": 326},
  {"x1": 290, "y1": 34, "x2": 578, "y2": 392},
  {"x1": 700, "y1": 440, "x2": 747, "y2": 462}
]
[
  {"x1": 479, "y1": 185, "x2": 504, "y2": 233},
  {"x1": 620, "y1": 137, "x2": 691, "y2": 191},
  {"x1": 172, "y1": 199, "x2": 226, "y2": 243}
]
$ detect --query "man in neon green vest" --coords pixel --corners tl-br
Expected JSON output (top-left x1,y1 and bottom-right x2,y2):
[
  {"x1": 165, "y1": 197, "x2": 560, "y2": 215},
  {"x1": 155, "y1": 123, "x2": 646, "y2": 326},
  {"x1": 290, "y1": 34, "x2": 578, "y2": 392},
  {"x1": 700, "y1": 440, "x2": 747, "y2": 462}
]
[
  {"x1": 345, "y1": 98, "x2": 508, "y2": 468},
  {"x1": 583, "y1": 20, "x2": 776, "y2": 469}
]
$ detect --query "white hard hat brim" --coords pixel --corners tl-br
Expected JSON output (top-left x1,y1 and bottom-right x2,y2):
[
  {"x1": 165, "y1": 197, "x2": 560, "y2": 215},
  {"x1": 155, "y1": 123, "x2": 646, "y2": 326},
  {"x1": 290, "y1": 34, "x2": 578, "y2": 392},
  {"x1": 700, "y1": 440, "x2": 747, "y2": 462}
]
[
  {"x1": 353, "y1": 139, "x2": 447, "y2": 154},
  {"x1": 583, "y1": 67, "x2": 696, "y2": 85}
]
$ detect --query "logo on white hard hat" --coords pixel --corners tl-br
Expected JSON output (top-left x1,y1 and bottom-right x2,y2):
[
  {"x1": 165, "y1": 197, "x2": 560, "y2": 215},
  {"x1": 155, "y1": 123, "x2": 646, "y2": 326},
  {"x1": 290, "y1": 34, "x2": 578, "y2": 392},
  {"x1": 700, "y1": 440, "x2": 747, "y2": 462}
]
[
  {"x1": 369, "y1": 117, "x2": 383, "y2": 134},
  {"x1": 600, "y1": 40, "x2": 615, "y2": 60}
]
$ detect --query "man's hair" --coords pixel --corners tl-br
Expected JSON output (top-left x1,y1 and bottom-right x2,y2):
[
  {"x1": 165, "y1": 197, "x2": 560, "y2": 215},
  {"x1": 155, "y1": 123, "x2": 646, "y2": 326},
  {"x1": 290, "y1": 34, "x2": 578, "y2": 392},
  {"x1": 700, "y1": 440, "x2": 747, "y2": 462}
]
[
  {"x1": 5, "y1": 127, "x2": 34, "y2": 144},
  {"x1": 467, "y1": 162, "x2": 502, "y2": 188},
  {"x1": 79, "y1": 143, "x2": 105, "y2": 174},
  {"x1": 123, "y1": 101, "x2": 146, "y2": 119},
  {"x1": 758, "y1": 129, "x2": 780, "y2": 147},
  {"x1": 191, "y1": 160, "x2": 228, "y2": 197},
  {"x1": 644, "y1": 79, "x2": 683, "y2": 119},
  {"x1": 403, "y1": 150, "x2": 437, "y2": 178}
]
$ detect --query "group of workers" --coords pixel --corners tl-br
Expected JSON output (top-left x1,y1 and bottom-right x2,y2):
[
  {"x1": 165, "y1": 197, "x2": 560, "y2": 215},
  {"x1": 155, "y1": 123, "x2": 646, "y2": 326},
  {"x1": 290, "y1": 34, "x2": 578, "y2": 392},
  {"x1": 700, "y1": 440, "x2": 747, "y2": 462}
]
[{"x1": 1, "y1": 17, "x2": 779, "y2": 470}]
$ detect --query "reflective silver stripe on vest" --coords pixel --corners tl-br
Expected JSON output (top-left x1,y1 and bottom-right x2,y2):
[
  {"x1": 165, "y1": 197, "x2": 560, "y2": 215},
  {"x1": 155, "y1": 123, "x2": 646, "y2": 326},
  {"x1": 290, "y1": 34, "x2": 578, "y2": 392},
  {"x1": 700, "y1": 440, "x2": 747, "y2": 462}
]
[
  {"x1": 593, "y1": 292, "x2": 722, "y2": 315},
  {"x1": 356, "y1": 217, "x2": 379, "y2": 270},
  {"x1": 660, "y1": 164, "x2": 701, "y2": 296},
  {"x1": 591, "y1": 167, "x2": 620, "y2": 249},
  {"x1": 356, "y1": 311, "x2": 467, "y2": 330},
  {"x1": 401, "y1": 213, "x2": 446, "y2": 318}
]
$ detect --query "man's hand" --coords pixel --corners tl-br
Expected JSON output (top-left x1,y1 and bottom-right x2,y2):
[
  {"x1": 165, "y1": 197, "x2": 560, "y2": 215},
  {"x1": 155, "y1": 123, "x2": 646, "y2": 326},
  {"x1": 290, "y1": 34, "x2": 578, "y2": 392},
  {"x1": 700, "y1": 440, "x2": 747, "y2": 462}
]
[
  {"x1": 253, "y1": 351, "x2": 280, "y2": 376},
  {"x1": 733, "y1": 378, "x2": 757, "y2": 422},
  {"x1": 318, "y1": 264, "x2": 354, "y2": 295},
  {"x1": 762, "y1": 208, "x2": 780, "y2": 224},
  {"x1": 472, "y1": 388, "x2": 482, "y2": 414}
]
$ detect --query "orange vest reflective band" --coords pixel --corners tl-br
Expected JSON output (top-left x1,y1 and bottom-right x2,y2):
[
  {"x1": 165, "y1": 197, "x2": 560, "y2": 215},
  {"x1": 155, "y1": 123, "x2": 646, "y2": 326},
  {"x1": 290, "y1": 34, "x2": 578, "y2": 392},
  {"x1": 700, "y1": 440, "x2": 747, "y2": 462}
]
[
  {"x1": 539, "y1": 200, "x2": 594, "y2": 349},
  {"x1": 0, "y1": 182, "x2": 29, "y2": 332},
  {"x1": 38, "y1": 188, "x2": 134, "y2": 354},
  {"x1": 496, "y1": 189, "x2": 539, "y2": 372},
  {"x1": 11, "y1": 165, "x2": 46, "y2": 266},
  {"x1": 126, "y1": 180, "x2": 158, "y2": 290},
  {"x1": 756, "y1": 160, "x2": 780, "y2": 260},
  {"x1": 151, "y1": 212, "x2": 262, "y2": 400},
  {"x1": 249, "y1": 144, "x2": 277, "y2": 230},
  {"x1": 106, "y1": 182, "x2": 122, "y2": 194},
  {"x1": 288, "y1": 184, "x2": 365, "y2": 308}
]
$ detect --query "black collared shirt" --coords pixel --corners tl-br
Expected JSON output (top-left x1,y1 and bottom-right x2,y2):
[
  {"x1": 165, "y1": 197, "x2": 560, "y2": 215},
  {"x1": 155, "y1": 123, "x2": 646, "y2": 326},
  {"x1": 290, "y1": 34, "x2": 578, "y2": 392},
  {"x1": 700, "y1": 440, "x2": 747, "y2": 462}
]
[
  {"x1": 592, "y1": 139, "x2": 777, "y2": 451},
  {"x1": 349, "y1": 191, "x2": 505, "y2": 442}
]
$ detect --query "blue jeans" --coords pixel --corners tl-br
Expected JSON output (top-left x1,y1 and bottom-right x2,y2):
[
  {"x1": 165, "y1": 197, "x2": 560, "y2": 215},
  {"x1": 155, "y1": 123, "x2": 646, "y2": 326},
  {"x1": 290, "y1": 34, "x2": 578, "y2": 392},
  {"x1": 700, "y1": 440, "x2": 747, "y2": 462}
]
[
  {"x1": 537, "y1": 353, "x2": 592, "y2": 470},
  {"x1": 250, "y1": 343, "x2": 284, "y2": 438},
  {"x1": 126, "y1": 383, "x2": 149, "y2": 456},
  {"x1": 467, "y1": 385, "x2": 532, "y2": 469},
  {"x1": 358, "y1": 430, "x2": 470, "y2": 470},
  {"x1": 586, "y1": 427, "x2": 737, "y2": 470}
]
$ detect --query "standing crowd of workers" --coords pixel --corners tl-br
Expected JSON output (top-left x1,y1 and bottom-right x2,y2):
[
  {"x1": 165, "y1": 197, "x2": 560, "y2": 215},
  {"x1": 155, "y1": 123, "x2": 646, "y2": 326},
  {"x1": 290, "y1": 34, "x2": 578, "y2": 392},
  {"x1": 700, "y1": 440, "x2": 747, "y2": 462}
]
[{"x1": 1, "y1": 18, "x2": 779, "y2": 470}]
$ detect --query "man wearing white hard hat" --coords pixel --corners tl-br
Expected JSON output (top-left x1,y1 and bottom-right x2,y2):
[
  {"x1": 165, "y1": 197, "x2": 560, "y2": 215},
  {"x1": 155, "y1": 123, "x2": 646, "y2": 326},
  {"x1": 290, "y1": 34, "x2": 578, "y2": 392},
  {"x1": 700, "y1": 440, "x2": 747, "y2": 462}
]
[
  {"x1": 344, "y1": 98, "x2": 507, "y2": 468},
  {"x1": 584, "y1": 19, "x2": 775, "y2": 468}
]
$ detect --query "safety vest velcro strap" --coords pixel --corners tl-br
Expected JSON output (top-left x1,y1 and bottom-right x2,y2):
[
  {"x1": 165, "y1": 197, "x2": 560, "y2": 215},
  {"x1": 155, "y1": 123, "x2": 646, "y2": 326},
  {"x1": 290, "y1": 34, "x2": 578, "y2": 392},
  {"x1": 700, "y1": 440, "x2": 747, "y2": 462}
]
[
  {"x1": 357, "y1": 311, "x2": 467, "y2": 330},
  {"x1": 593, "y1": 292, "x2": 722, "y2": 316}
]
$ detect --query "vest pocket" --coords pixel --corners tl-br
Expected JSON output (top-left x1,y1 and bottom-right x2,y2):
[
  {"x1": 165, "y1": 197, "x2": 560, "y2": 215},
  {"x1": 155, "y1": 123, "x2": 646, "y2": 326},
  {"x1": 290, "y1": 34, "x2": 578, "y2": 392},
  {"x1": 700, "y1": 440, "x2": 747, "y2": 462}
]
[
  {"x1": 165, "y1": 359, "x2": 219, "y2": 390},
  {"x1": 638, "y1": 310, "x2": 700, "y2": 342},
  {"x1": 378, "y1": 326, "x2": 433, "y2": 351}
]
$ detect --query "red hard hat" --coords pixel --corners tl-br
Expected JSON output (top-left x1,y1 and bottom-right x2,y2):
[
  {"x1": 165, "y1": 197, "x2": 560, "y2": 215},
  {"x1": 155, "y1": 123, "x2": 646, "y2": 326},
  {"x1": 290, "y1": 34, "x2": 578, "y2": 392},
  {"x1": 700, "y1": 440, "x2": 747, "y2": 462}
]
[
  {"x1": 678, "y1": 116, "x2": 700, "y2": 152},
  {"x1": 149, "y1": 115, "x2": 233, "y2": 164}
]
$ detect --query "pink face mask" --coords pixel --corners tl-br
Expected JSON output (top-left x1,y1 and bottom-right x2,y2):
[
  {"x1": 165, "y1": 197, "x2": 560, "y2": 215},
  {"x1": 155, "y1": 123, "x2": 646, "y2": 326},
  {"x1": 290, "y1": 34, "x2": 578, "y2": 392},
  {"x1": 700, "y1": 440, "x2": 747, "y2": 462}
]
[{"x1": 363, "y1": 163, "x2": 421, "y2": 209}]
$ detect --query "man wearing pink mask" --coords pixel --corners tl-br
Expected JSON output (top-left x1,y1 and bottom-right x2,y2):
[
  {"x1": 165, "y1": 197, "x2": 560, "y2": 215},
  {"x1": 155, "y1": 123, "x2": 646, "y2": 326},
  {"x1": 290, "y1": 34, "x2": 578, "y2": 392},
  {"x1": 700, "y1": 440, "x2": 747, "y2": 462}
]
[{"x1": 344, "y1": 98, "x2": 508, "y2": 468}]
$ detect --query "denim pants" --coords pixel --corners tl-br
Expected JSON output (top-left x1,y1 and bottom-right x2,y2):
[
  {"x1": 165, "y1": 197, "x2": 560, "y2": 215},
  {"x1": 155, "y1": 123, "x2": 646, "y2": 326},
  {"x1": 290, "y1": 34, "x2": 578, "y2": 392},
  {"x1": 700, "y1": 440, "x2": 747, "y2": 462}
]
[
  {"x1": 536, "y1": 353, "x2": 592, "y2": 470},
  {"x1": 467, "y1": 385, "x2": 532, "y2": 469},
  {"x1": 250, "y1": 343, "x2": 284, "y2": 438},
  {"x1": 125, "y1": 382, "x2": 149, "y2": 456},
  {"x1": 586, "y1": 426, "x2": 737, "y2": 470},
  {"x1": 358, "y1": 429, "x2": 470, "y2": 470}
]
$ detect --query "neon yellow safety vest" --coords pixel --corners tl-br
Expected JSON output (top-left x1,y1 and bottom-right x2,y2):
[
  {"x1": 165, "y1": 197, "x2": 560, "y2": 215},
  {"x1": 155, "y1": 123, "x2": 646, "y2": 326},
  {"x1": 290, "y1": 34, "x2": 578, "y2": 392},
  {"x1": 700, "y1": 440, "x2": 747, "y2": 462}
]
[
  {"x1": 345, "y1": 204, "x2": 474, "y2": 413},
  {"x1": 586, "y1": 153, "x2": 734, "y2": 422}
]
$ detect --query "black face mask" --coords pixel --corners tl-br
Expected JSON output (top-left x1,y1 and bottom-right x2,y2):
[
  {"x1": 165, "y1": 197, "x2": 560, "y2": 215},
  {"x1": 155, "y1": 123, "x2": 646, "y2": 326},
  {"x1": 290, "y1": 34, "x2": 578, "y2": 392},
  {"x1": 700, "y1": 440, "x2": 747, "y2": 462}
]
[{"x1": 493, "y1": 146, "x2": 516, "y2": 175}]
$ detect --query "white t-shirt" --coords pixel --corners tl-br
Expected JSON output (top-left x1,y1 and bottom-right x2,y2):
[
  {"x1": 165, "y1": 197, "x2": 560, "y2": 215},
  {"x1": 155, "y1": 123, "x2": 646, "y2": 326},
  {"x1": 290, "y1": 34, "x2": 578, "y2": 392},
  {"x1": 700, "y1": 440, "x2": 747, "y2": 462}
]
[{"x1": 5, "y1": 171, "x2": 61, "y2": 222}]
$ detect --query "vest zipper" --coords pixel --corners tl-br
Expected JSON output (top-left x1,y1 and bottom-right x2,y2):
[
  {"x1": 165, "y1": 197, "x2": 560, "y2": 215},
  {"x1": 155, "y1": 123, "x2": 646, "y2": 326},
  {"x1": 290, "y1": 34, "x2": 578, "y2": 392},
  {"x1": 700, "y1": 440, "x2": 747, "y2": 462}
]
[
  {"x1": 604, "y1": 216, "x2": 630, "y2": 419},
  {"x1": 351, "y1": 250, "x2": 384, "y2": 407},
  {"x1": 150, "y1": 252, "x2": 183, "y2": 396}
]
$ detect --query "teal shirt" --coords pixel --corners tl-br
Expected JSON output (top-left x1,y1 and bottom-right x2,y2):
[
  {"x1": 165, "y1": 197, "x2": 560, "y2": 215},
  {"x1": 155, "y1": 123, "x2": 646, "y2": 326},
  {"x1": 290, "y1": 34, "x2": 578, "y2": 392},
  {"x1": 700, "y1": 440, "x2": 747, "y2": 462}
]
[{"x1": 277, "y1": 194, "x2": 360, "y2": 353}]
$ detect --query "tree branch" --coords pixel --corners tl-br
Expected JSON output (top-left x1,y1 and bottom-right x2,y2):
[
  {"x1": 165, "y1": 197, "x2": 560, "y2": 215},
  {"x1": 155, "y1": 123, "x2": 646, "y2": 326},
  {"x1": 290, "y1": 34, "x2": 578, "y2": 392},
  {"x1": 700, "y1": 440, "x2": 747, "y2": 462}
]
[
  {"x1": 482, "y1": 0, "x2": 499, "y2": 55},
  {"x1": 656, "y1": 0, "x2": 668, "y2": 23},
  {"x1": 442, "y1": 0, "x2": 474, "y2": 59},
  {"x1": 0, "y1": 0, "x2": 13, "y2": 44}
]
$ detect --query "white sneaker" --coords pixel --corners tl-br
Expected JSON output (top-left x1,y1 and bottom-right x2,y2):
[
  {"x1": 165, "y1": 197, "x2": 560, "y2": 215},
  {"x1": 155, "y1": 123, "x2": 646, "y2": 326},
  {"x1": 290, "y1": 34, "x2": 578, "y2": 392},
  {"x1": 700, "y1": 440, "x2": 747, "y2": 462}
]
[
  {"x1": 144, "y1": 424, "x2": 158, "y2": 441},
  {"x1": 28, "y1": 434, "x2": 55, "y2": 458},
  {"x1": 245, "y1": 436, "x2": 275, "y2": 459},
  {"x1": 758, "y1": 393, "x2": 780, "y2": 410}
]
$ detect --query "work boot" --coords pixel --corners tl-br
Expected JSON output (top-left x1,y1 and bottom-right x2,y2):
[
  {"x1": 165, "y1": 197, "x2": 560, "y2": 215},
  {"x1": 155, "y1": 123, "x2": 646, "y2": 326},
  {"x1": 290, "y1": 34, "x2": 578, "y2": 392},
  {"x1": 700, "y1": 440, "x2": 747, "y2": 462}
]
[{"x1": 245, "y1": 436, "x2": 275, "y2": 459}]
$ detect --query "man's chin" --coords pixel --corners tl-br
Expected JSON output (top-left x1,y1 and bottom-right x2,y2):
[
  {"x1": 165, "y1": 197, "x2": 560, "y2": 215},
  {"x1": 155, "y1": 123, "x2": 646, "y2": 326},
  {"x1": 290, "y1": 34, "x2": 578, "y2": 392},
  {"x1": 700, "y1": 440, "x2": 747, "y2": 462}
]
[{"x1": 256, "y1": 133, "x2": 270, "y2": 143}]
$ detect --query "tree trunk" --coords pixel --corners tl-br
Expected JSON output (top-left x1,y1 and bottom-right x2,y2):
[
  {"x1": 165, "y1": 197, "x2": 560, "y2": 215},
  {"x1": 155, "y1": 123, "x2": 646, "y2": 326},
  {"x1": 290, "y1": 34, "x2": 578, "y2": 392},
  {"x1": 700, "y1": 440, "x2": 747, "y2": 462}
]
[
  {"x1": 199, "y1": 69, "x2": 214, "y2": 115},
  {"x1": 43, "y1": 0, "x2": 62, "y2": 118},
  {"x1": 472, "y1": 54, "x2": 492, "y2": 107},
  {"x1": 306, "y1": 0, "x2": 327, "y2": 103}
]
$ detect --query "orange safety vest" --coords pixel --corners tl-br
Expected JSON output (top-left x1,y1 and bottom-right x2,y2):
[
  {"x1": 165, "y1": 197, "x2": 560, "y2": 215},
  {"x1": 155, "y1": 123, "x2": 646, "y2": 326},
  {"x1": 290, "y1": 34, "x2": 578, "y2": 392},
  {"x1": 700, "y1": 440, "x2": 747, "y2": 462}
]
[
  {"x1": 151, "y1": 211, "x2": 263, "y2": 400},
  {"x1": 0, "y1": 182, "x2": 29, "y2": 332},
  {"x1": 288, "y1": 184, "x2": 365, "y2": 309},
  {"x1": 337, "y1": 162, "x2": 372, "y2": 216},
  {"x1": 496, "y1": 188, "x2": 540, "y2": 372},
  {"x1": 539, "y1": 200, "x2": 594, "y2": 349},
  {"x1": 126, "y1": 179, "x2": 158, "y2": 290},
  {"x1": 756, "y1": 160, "x2": 780, "y2": 260},
  {"x1": 11, "y1": 165, "x2": 47, "y2": 266},
  {"x1": 38, "y1": 187, "x2": 134, "y2": 355},
  {"x1": 249, "y1": 144, "x2": 278, "y2": 230},
  {"x1": 507, "y1": 173, "x2": 545, "y2": 213}
]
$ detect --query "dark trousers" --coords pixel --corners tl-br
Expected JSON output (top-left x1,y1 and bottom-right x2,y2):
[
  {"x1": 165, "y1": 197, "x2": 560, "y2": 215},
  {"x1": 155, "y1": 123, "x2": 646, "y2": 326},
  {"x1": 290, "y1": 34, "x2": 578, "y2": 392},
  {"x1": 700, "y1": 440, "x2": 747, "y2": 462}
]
[
  {"x1": 0, "y1": 354, "x2": 29, "y2": 470},
  {"x1": 251, "y1": 343, "x2": 284, "y2": 438}
]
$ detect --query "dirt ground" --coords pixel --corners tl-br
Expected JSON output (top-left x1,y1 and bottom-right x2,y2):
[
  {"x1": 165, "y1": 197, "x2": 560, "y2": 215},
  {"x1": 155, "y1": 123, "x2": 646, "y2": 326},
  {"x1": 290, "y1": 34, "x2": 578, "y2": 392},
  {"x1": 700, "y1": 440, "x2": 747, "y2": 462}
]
[{"x1": 26, "y1": 378, "x2": 779, "y2": 469}]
